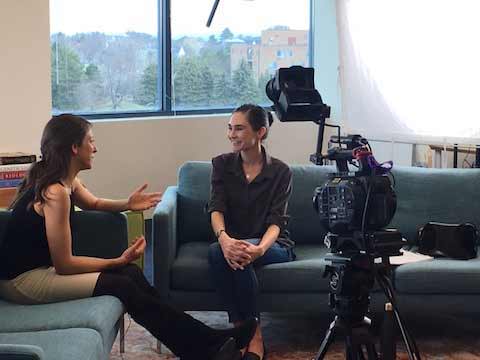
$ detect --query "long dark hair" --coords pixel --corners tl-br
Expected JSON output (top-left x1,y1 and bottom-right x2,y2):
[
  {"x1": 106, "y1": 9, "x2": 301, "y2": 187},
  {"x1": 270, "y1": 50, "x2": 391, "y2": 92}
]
[
  {"x1": 10, "y1": 114, "x2": 91, "y2": 209},
  {"x1": 233, "y1": 104, "x2": 274, "y2": 141}
]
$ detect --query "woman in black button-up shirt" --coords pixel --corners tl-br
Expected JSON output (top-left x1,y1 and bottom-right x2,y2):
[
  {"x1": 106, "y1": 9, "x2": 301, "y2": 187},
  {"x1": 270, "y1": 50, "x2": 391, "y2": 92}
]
[{"x1": 208, "y1": 104, "x2": 296, "y2": 360}]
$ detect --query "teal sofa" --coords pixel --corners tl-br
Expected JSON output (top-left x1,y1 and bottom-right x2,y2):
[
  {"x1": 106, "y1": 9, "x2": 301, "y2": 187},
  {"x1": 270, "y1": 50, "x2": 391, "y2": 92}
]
[
  {"x1": 153, "y1": 162, "x2": 480, "y2": 316},
  {"x1": 0, "y1": 211, "x2": 127, "y2": 360}
]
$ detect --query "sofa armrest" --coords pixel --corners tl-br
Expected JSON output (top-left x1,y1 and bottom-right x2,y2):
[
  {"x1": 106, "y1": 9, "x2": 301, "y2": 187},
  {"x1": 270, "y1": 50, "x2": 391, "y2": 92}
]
[
  {"x1": 152, "y1": 186, "x2": 178, "y2": 300},
  {"x1": 0, "y1": 344, "x2": 44, "y2": 360},
  {"x1": 71, "y1": 211, "x2": 129, "y2": 258}
]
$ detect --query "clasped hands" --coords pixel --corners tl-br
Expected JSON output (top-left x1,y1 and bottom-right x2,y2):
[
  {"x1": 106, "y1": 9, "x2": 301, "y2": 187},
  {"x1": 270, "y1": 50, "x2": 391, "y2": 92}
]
[{"x1": 219, "y1": 236, "x2": 264, "y2": 270}]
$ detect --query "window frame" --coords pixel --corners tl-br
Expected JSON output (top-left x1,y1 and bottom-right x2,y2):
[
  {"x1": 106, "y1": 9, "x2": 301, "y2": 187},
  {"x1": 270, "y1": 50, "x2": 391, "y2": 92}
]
[{"x1": 63, "y1": 0, "x2": 314, "y2": 120}]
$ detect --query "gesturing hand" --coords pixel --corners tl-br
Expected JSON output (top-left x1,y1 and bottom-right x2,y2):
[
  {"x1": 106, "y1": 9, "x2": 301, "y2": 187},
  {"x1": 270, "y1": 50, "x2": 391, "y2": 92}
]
[
  {"x1": 121, "y1": 236, "x2": 146, "y2": 264},
  {"x1": 128, "y1": 184, "x2": 163, "y2": 211},
  {"x1": 219, "y1": 237, "x2": 252, "y2": 270}
]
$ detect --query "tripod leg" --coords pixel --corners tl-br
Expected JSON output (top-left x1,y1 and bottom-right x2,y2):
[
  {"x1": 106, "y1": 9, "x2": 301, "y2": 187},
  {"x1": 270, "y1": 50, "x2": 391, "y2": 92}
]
[
  {"x1": 345, "y1": 335, "x2": 359, "y2": 360},
  {"x1": 314, "y1": 318, "x2": 337, "y2": 360},
  {"x1": 356, "y1": 345, "x2": 366, "y2": 360},
  {"x1": 365, "y1": 343, "x2": 379, "y2": 360}
]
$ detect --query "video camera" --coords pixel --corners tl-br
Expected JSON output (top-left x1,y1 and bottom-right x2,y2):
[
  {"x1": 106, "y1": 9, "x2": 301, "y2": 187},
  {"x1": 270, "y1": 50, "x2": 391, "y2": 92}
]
[{"x1": 266, "y1": 66, "x2": 404, "y2": 257}]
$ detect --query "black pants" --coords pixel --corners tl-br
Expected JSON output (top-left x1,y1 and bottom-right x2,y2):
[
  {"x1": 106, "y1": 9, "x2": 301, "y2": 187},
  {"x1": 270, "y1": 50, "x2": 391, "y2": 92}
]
[{"x1": 93, "y1": 264, "x2": 219, "y2": 359}]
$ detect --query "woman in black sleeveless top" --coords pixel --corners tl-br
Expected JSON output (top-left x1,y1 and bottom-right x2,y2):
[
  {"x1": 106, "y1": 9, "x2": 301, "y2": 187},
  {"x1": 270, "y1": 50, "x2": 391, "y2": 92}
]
[{"x1": 0, "y1": 114, "x2": 255, "y2": 360}]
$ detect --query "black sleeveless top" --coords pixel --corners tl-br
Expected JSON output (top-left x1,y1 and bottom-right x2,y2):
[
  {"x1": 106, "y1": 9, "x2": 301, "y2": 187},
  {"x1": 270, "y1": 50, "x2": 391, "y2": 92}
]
[{"x1": 0, "y1": 185, "x2": 74, "y2": 280}]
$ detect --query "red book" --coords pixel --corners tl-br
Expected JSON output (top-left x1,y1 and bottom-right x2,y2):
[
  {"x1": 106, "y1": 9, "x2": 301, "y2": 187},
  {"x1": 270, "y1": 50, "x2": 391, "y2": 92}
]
[{"x1": 0, "y1": 171, "x2": 26, "y2": 180}]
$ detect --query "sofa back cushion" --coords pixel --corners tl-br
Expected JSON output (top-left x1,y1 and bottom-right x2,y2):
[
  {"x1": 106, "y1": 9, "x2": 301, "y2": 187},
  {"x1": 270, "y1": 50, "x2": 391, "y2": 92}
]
[
  {"x1": 177, "y1": 161, "x2": 480, "y2": 247},
  {"x1": 390, "y1": 167, "x2": 480, "y2": 244},
  {"x1": 177, "y1": 161, "x2": 332, "y2": 245}
]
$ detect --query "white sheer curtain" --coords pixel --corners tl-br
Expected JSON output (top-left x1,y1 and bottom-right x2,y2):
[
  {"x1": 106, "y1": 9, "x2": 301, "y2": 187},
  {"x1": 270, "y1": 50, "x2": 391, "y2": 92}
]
[{"x1": 337, "y1": 0, "x2": 480, "y2": 143}]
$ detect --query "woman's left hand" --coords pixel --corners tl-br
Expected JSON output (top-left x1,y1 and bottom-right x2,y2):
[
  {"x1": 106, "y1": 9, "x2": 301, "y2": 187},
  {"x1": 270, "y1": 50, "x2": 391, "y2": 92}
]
[
  {"x1": 127, "y1": 184, "x2": 163, "y2": 211},
  {"x1": 243, "y1": 243, "x2": 265, "y2": 264}
]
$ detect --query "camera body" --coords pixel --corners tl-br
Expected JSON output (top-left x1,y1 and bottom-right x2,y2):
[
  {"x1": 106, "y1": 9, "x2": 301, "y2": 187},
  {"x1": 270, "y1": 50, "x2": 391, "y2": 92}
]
[{"x1": 313, "y1": 135, "x2": 404, "y2": 257}]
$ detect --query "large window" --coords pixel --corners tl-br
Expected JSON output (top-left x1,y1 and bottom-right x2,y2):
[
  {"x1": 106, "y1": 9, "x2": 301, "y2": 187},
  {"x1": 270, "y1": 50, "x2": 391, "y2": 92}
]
[
  {"x1": 50, "y1": 0, "x2": 311, "y2": 117},
  {"x1": 50, "y1": 0, "x2": 159, "y2": 115}
]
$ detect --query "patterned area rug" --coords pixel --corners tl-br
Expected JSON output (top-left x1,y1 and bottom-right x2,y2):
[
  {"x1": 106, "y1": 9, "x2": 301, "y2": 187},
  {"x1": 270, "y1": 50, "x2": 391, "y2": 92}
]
[{"x1": 110, "y1": 311, "x2": 480, "y2": 359}]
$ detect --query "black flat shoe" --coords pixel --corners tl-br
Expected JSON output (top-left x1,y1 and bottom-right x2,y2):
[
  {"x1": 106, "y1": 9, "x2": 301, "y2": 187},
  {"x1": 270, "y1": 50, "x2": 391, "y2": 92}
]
[
  {"x1": 214, "y1": 317, "x2": 258, "y2": 350},
  {"x1": 212, "y1": 337, "x2": 241, "y2": 360}
]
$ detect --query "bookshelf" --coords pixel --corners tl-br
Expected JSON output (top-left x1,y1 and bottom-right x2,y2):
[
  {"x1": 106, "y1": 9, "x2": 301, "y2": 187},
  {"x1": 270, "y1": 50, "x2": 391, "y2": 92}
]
[{"x1": 0, "y1": 152, "x2": 36, "y2": 209}]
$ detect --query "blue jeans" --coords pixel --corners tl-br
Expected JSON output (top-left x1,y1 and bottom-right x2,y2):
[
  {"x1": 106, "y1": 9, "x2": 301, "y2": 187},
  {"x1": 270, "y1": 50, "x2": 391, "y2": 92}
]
[{"x1": 208, "y1": 239, "x2": 295, "y2": 323}]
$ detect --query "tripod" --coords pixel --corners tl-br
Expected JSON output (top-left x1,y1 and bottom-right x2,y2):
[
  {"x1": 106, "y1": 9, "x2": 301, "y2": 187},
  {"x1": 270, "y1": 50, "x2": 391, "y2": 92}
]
[{"x1": 314, "y1": 253, "x2": 421, "y2": 360}]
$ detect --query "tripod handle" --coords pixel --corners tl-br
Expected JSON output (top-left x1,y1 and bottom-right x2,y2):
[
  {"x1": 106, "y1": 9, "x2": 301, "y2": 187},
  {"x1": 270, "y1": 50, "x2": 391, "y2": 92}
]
[{"x1": 380, "y1": 302, "x2": 396, "y2": 360}]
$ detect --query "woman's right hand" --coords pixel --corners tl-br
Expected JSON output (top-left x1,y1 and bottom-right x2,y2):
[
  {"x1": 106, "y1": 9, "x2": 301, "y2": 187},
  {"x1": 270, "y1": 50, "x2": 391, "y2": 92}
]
[
  {"x1": 219, "y1": 235, "x2": 251, "y2": 270},
  {"x1": 120, "y1": 236, "x2": 146, "y2": 265}
]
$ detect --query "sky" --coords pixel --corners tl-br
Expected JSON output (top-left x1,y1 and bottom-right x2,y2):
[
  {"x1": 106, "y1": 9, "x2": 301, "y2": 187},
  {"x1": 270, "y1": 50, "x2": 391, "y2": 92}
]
[{"x1": 50, "y1": 0, "x2": 310, "y2": 37}]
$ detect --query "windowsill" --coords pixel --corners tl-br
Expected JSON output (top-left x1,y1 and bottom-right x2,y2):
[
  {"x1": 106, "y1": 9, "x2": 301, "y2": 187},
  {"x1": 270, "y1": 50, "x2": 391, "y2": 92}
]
[{"x1": 88, "y1": 112, "x2": 232, "y2": 124}]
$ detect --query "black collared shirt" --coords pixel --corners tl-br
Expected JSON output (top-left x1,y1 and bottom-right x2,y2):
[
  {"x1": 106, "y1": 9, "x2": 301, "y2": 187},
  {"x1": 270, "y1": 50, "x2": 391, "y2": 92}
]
[{"x1": 208, "y1": 147, "x2": 294, "y2": 248}]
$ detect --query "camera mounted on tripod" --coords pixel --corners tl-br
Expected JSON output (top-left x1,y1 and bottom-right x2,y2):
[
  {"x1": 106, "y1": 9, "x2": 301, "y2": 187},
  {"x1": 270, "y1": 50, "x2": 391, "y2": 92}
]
[{"x1": 267, "y1": 66, "x2": 420, "y2": 360}]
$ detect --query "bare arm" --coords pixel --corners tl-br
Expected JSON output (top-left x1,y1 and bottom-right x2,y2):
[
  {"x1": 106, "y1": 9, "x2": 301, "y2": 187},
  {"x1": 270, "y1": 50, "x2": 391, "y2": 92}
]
[
  {"x1": 43, "y1": 184, "x2": 143, "y2": 275},
  {"x1": 71, "y1": 178, "x2": 162, "y2": 212},
  {"x1": 258, "y1": 224, "x2": 280, "y2": 254}
]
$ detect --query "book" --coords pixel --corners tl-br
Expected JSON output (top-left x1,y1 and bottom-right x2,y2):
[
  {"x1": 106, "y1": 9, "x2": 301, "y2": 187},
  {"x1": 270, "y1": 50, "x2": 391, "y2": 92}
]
[
  {"x1": 0, "y1": 152, "x2": 36, "y2": 165},
  {"x1": 0, "y1": 178, "x2": 23, "y2": 188},
  {"x1": 0, "y1": 163, "x2": 32, "y2": 172},
  {"x1": 0, "y1": 171, "x2": 27, "y2": 180}
]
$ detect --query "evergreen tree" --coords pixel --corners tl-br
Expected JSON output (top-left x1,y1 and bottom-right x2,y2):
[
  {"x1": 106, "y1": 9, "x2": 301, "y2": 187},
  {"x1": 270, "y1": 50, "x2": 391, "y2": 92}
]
[
  {"x1": 257, "y1": 71, "x2": 272, "y2": 104},
  {"x1": 51, "y1": 41, "x2": 84, "y2": 111},
  {"x1": 136, "y1": 63, "x2": 158, "y2": 106},
  {"x1": 78, "y1": 63, "x2": 104, "y2": 111},
  {"x1": 85, "y1": 64, "x2": 100, "y2": 81},
  {"x1": 199, "y1": 64, "x2": 214, "y2": 107},
  {"x1": 212, "y1": 72, "x2": 232, "y2": 106},
  {"x1": 220, "y1": 28, "x2": 234, "y2": 42},
  {"x1": 231, "y1": 60, "x2": 259, "y2": 105},
  {"x1": 173, "y1": 57, "x2": 204, "y2": 108}
]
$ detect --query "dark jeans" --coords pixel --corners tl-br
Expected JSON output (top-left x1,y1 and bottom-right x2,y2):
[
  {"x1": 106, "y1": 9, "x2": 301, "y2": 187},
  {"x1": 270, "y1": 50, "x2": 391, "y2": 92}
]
[
  {"x1": 93, "y1": 264, "x2": 224, "y2": 360},
  {"x1": 208, "y1": 239, "x2": 295, "y2": 323}
]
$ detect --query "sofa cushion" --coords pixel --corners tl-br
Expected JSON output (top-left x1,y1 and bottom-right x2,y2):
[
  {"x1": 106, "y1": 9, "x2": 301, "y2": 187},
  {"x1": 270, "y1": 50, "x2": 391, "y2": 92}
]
[
  {"x1": 0, "y1": 296, "x2": 123, "y2": 350},
  {"x1": 0, "y1": 328, "x2": 104, "y2": 360},
  {"x1": 390, "y1": 167, "x2": 480, "y2": 244},
  {"x1": 171, "y1": 242, "x2": 333, "y2": 292},
  {"x1": 394, "y1": 257, "x2": 480, "y2": 294}
]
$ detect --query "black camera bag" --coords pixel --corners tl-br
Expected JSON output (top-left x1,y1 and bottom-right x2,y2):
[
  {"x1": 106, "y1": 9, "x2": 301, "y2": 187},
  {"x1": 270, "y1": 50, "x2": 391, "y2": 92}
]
[{"x1": 417, "y1": 222, "x2": 479, "y2": 260}]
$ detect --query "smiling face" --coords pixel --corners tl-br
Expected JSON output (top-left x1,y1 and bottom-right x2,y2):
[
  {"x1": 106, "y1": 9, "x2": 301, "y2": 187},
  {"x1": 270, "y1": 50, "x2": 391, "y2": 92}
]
[
  {"x1": 73, "y1": 128, "x2": 97, "y2": 170},
  {"x1": 228, "y1": 111, "x2": 265, "y2": 152}
]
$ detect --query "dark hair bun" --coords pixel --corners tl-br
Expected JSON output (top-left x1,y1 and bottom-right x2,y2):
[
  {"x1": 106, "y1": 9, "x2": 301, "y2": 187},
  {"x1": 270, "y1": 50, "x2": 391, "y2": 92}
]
[{"x1": 266, "y1": 111, "x2": 274, "y2": 127}]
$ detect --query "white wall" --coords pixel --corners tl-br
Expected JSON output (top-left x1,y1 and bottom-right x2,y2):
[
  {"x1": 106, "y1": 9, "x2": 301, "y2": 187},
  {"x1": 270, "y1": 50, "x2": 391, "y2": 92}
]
[
  {"x1": 0, "y1": 0, "x2": 340, "y2": 217},
  {"x1": 0, "y1": 0, "x2": 51, "y2": 155},
  {"x1": 79, "y1": 116, "x2": 318, "y2": 211}
]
